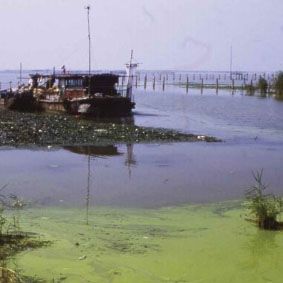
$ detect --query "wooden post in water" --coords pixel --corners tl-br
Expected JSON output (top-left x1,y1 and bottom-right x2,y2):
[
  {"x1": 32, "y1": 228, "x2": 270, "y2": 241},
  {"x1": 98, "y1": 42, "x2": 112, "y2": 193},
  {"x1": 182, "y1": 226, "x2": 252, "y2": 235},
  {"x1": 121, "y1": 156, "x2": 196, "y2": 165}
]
[
  {"x1": 232, "y1": 79, "x2": 234, "y2": 90},
  {"x1": 144, "y1": 75, "x2": 147, "y2": 90},
  {"x1": 162, "y1": 76, "x2": 165, "y2": 91},
  {"x1": 201, "y1": 78, "x2": 203, "y2": 94},
  {"x1": 216, "y1": 78, "x2": 219, "y2": 94},
  {"x1": 224, "y1": 73, "x2": 226, "y2": 80},
  {"x1": 166, "y1": 73, "x2": 168, "y2": 81},
  {"x1": 135, "y1": 75, "x2": 138, "y2": 88},
  {"x1": 186, "y1": 75, "x2": 189, "y2": 93},
  {"x1": 153, "y1": 75, "x2": 155, "y2": 90},
  {"x1": 179, "y1": 74, "x2": 181, "y2": 81}
]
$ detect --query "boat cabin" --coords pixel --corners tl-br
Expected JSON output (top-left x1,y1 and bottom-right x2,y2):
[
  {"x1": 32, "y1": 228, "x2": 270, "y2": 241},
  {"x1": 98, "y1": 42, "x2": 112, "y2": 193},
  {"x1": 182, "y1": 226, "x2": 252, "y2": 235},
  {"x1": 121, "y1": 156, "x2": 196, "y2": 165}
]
[{"x1": 29, "y1": 73, "x2": 119, "y2": 100}]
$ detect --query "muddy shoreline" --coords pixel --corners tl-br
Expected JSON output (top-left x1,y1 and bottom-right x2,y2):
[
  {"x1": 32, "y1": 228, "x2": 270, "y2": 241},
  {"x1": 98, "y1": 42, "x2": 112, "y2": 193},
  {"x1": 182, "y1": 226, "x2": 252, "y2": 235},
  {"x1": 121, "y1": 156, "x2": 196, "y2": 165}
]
[{"x1": 0, "y1": 110, "x2": 221, "y2": 146}]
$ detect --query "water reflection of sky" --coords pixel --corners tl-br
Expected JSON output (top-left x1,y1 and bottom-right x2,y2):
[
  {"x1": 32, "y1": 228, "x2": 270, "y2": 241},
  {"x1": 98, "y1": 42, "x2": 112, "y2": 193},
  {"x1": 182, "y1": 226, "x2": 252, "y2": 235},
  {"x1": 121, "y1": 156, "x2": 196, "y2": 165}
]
[
  {"x1": 0, "y1": 142, "x2": 282, "y2": 208},
  {"x1": 0, "y1": 82, "x2": 283, "y2": 208},
  {"x1": 134, "y1": 86, "x2": 283, "y2": 144}
]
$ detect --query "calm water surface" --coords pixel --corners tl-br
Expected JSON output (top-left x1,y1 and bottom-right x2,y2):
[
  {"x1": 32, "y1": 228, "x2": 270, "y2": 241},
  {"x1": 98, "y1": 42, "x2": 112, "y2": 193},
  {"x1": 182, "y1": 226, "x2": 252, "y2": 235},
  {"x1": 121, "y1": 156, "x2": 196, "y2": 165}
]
[{"x1": 0, "y1": 80, "x2": 283, "y2": 208}]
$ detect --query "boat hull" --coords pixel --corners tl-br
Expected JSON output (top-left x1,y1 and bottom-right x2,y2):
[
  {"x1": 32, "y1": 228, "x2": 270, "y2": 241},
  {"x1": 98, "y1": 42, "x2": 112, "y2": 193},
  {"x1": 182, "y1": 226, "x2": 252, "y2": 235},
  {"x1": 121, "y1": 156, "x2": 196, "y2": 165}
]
[
  {"x1": 63, "y1": 97, "x2": 135, "y2": 117},
  {"x1": 5, "y1": 91, "x2": 39, "y2": 112},
  {"x1": 5, "y1": 95, "x2": 135, "y2": 117}
]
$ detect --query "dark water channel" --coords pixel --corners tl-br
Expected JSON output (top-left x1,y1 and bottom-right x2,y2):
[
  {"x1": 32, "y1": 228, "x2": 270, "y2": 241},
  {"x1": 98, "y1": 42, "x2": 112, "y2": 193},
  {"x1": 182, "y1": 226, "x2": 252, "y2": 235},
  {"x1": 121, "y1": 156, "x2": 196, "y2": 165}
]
[{"x1": 0, "y1": 82, "x2": 283, "y2": 208}]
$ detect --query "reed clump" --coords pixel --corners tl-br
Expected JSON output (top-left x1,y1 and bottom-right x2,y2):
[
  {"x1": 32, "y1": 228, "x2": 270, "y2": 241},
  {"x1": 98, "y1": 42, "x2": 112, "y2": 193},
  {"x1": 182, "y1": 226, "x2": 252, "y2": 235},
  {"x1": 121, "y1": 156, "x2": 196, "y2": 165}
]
[
  {"x1": 244, "y1": 84, "x2": 256, "y2": 95},
  {"x1": 257, "y1": 77, "x2": 268, "y2": 94},
  {"x1": 245, "y1": 170, "x2": 283, "y2": 230},
  {"x1": 273, "y1": 72, "x2": 283, "y2": 96},
  {"x1": 0, "y1": 185, "x2": 49, "y2": 282}
]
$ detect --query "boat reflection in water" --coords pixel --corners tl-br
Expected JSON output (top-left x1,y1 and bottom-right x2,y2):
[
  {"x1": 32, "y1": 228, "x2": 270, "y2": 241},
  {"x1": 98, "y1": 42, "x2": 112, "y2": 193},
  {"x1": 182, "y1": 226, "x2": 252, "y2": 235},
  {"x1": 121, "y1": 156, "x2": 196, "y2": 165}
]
[
  {"x1": 63, "y1": 145, "x2": 122, "y2": 157},
  {"x1": 63, "y1": 144, "x2": 136, "y2": 224}
]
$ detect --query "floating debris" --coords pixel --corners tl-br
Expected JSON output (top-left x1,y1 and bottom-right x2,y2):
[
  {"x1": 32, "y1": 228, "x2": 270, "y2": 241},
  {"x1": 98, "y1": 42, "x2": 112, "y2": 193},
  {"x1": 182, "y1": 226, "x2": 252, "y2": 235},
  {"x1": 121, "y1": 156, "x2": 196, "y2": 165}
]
[{"x1": 0, "y1": 110, "x2": 221, "y2": 146}]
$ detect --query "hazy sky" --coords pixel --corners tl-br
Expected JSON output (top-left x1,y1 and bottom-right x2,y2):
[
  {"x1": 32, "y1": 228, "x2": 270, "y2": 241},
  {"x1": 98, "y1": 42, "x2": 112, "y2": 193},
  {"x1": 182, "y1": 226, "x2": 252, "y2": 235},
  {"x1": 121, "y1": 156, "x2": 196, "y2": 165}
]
[{"x1": 0, "y1": 0, "x2": 283, "y2": 71}]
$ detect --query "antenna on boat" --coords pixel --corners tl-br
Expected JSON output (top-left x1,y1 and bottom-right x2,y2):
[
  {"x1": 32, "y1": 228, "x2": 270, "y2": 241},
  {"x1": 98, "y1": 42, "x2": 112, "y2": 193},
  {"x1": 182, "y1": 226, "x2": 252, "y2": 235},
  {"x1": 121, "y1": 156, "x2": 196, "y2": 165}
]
[{"x1": 85, "y1": 5, "x2": 91, "y2": 96}]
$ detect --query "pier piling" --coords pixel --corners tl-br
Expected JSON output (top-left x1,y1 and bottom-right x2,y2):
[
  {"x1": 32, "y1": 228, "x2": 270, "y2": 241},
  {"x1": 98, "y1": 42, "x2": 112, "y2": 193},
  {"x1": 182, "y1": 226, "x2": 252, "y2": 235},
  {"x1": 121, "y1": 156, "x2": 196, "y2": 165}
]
[{"x1": 144, "y1": 75, "x2": 147, "y2": 90}]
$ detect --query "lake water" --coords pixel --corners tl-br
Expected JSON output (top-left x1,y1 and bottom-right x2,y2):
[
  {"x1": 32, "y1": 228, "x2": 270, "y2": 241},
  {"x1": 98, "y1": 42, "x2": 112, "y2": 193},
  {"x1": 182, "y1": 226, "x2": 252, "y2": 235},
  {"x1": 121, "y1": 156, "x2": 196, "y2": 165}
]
[
  {"x1": 1, "y1": 71, "x2": 283, "y2": 282},
  {"x1": 0, "y1": 72, "x2": 283, "y2": 207}
]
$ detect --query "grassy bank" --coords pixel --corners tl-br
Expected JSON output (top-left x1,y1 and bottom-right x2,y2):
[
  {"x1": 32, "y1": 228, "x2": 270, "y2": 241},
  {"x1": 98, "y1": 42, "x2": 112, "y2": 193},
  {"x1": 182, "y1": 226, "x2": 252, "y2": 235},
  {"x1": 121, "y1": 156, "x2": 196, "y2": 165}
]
[{"x1": 6, "y1": 202, "x2": 283, "y2": 282}]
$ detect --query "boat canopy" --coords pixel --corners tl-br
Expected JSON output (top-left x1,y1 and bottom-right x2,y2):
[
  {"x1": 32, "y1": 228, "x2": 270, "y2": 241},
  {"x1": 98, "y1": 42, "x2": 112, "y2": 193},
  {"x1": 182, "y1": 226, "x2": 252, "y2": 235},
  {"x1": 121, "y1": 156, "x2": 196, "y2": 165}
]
[{"x1": 29, "y1": 73, "x2": 119, "y2": 95}]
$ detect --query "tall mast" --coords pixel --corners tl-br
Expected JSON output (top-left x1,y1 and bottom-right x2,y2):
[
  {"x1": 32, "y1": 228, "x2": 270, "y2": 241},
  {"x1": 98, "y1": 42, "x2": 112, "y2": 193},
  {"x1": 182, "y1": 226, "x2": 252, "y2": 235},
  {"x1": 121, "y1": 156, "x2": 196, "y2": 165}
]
[
  {"x1": 86, "y1": 5, "x2": 91, "y2": 96},
  {"x1": 130, "y1": 50, "x2": 133, "y2": 67}
]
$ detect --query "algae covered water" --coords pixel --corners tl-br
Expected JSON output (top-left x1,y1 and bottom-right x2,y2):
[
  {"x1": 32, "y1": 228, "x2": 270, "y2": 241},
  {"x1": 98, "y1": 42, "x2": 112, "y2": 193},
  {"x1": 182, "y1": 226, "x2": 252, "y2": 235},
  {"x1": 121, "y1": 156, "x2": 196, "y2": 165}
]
[
  {"x1": 1, "y1": 71, "x2": 283, "y2": 282},
  {"x1": 9, "y1": 203, "x2": 283, "y2": 282}
]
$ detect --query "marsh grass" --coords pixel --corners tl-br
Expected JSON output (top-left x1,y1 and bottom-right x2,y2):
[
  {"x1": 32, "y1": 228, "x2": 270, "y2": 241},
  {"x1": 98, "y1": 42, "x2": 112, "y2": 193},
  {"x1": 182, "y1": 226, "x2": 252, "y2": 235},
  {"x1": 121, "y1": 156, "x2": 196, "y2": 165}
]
[
  {"x1": 0, "y1": 186, "x2": 49, "y2": 282},
  {"x1": 244, "y1": 84, "x2": 256, "y2": 95},
  {"x1": 274, "y1": 72, "x2": 283, "y2": 97},
  {"x1": 245, "y1": 170, "x2": 283, "y2": 230},
  {"x1": 257, "y1": 77, "x2": 268, "y2": 94}
]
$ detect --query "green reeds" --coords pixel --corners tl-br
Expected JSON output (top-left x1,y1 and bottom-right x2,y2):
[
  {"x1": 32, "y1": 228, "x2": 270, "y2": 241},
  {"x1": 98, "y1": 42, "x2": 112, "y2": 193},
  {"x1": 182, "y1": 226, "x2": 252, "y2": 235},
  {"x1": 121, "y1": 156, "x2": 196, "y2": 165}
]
[
  {"x1": 245, "y1": 170, "x2": 283, "y2": 230},
  {"x1": 274, "y1": 72, "x2": 283, "y2": 97},
  {"x1": 257, "y1": 77, "x2": 268, "y2": 94}
]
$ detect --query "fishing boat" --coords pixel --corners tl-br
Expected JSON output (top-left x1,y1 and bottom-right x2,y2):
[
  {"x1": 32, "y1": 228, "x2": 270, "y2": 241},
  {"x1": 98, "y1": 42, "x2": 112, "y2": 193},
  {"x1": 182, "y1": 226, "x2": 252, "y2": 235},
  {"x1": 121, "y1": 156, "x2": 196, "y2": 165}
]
[
  {"x1": 16, "y1": 71, "x2": 135, "y2": 116},
  {"x1": 3, "y1": 5, "x2": 137, "y2": 117},
  {"x1": 3, "y1": 68, "x2": 136, "y2": 117}
]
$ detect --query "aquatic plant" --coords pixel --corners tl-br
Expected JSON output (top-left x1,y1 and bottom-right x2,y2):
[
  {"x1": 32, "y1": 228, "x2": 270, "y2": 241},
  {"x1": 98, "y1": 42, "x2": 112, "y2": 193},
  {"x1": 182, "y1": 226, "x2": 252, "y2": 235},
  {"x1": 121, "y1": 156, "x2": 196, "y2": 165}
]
[
  {"x1": 245, "y1": 170, "x2": 283, "y2": 230},
  {"x1": 0, "y1": 186, "x2": 49, "y2": 282},
  {"x1": 274, "y1": 72, "x2": 283, "y2": 96},
  {"x1": 0, "y1": 185, "x2": 8, "y2": 235},
  {"x1": 0, "y1": 267, "x2": 20, "y2": 283},
  {"x1": 244, "y1": 84, "x2": 255, "y2": 95},
  {"x1": 257, "y1": 77, "x2": 268, "y2": 93}
]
